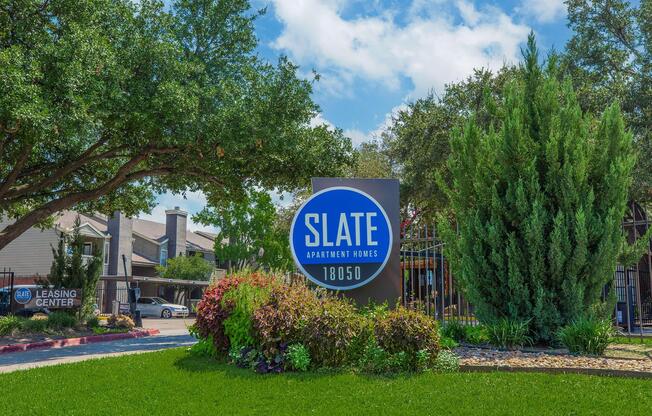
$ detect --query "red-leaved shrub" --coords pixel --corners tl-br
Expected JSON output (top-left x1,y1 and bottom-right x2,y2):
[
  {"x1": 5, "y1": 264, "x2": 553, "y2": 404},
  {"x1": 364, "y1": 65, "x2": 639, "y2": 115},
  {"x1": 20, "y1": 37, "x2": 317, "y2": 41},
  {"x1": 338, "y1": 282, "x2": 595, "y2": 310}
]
[
  {"x1": 302, "y1": 295, "x2": 364, "y2": 368},
  {"x1": 252, "y1": 283, "x2": 319, "y2": 359},
  {"x1": 195, "y1": 272, "x2": 274, "y2": 352}
]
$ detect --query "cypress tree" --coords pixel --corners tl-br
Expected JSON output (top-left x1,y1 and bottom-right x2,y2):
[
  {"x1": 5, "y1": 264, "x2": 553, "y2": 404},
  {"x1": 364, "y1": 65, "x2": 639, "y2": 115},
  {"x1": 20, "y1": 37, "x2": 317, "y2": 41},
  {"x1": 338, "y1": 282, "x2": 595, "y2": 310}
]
[
  {"x1": 43, "y1": 216, "x2": 103, "y2": 319},
  {"x1": 440, "y1": 34, "x2": 635, "y2": 341}
]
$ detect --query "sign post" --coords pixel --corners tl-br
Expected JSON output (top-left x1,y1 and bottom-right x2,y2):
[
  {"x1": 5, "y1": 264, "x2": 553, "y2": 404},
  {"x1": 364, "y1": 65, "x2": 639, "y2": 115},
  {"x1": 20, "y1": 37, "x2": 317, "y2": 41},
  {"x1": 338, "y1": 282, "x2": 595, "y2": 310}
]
[{"x1": 290, "y1": 178, "x2": 400, "y2": 306}]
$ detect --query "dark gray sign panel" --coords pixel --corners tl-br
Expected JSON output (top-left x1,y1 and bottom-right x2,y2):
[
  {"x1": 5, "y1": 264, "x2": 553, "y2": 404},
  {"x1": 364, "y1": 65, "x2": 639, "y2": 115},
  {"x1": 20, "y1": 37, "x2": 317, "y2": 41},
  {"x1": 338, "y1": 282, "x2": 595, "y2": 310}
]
[
  {"x1": 14, "y1": 287, "x2": 82, "y2": 309},
  {"x1": 295, "y1": 178, "x2": 400, "y2": 306}
]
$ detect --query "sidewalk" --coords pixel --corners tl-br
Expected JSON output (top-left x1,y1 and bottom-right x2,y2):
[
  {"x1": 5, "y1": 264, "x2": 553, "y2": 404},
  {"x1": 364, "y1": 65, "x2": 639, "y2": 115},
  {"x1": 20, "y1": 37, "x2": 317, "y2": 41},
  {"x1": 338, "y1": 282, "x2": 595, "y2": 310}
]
[{"x1": 0, "y1": 318, "x2": 197, "y2": 374}]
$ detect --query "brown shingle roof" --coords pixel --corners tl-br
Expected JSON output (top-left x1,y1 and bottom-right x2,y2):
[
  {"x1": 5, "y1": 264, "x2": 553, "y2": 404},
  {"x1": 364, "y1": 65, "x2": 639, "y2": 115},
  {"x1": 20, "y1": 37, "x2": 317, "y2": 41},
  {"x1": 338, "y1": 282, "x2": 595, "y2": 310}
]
[
  {"x1": 55, "y1": 211, "x2": 108, "y2": 235},
  {"x1": 54, "y1": 210, "x2": 214, "y2": 252}
]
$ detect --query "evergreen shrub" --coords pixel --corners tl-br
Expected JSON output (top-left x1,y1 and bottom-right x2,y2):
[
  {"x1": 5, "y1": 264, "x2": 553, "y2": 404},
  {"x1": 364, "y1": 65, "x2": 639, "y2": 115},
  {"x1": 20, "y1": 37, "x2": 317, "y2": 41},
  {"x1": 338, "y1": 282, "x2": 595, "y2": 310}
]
[
  {"x1": 440, "y1": 35, "x2": 635, "y2": 342},
  {"x1": 302, "y1": 296, "x2": 363, "y2": 368}
]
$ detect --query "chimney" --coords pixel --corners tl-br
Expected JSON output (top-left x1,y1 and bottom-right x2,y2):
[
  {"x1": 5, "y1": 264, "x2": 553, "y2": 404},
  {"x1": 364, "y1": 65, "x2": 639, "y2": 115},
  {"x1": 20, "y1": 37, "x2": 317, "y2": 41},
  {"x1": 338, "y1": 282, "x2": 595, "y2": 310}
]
[
  {"x1": 107, "y1": 211, "x2": 133, "y2": 276},
  {"x1": 166, "y1": 206, "x2": 187, "y2": 258}
]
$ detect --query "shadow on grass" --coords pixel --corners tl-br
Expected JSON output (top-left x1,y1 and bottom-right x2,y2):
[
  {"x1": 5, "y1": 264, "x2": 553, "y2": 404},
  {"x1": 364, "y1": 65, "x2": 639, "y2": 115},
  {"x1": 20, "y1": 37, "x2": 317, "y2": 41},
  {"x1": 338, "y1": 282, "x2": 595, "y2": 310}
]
[{"x1": 172, "y1": 351, "x2": 425, "y2": 382}]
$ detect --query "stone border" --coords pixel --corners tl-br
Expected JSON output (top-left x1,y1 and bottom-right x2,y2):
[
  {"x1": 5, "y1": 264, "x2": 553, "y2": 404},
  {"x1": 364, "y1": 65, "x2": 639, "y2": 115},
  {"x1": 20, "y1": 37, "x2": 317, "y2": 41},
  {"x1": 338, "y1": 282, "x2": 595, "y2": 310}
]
[
  {"x1": 460, "y1": 364, "x2": 652, "y2": 379},
  {"x1": 458, "y1": 342, "x2": 650, "y2": 361},
  {"x1": 0, "y1": 329, "x2": 160, "y2": 354}
]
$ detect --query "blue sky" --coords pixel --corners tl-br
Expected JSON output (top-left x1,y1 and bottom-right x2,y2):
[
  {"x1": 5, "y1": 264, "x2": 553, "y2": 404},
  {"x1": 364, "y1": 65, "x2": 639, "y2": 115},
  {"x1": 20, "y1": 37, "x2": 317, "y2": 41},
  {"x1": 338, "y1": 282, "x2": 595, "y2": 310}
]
[{"x1": 142, "y1": 0, "x2": 572, "y2": 231}]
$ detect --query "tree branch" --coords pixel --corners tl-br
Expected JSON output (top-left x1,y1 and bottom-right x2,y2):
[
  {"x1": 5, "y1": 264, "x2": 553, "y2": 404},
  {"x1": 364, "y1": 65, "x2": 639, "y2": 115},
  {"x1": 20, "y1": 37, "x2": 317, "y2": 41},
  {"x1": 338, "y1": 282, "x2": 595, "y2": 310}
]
[
  {"x1": 0, "y1": 140, "x2": 33, "y2": 200},
  {"x1": 0, "y1": 150, "x2": 223, "y2": 251},
  {"x1": 3, "y1": 143, "x2": 180, "y2": 202}
]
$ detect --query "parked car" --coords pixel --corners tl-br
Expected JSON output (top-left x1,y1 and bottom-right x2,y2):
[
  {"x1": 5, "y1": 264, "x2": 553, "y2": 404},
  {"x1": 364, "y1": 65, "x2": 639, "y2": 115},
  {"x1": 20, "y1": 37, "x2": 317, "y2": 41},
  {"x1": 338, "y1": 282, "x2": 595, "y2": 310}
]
[{"x1": 136, "y1": 297, "x2": 189, "y2": 319}]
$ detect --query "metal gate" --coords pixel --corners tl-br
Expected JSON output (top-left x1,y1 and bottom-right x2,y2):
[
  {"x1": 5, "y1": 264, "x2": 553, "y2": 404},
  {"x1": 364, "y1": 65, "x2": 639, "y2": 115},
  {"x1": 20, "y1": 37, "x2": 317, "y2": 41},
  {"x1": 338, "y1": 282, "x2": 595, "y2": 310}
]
[
  {"x1": 1, "y1": 267, "x2": 15, "y2": 315},
  {"x1": 400, "y1": 223, "x2": 476, "y2": 325}
]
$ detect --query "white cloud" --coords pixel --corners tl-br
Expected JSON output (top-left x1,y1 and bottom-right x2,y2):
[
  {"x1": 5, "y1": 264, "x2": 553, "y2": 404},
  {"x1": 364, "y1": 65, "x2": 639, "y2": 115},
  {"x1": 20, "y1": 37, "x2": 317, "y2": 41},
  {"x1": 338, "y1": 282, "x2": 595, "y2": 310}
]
[
  {"x1": 344, "y1": 103, "x2": 408, "y2": 146},
  {"x1": 270, "y1": 0, "x2": 530, "y2": 97},
  {"x1": 456, "y1": 0, "x2": 481, "y2": 25},
  {"x1": 518, "y1": 0, "x2": 566, "y2": 23},
  {"x1": 343, "y1": 129, "x2": 369, "y2": 146},
  {"x1": 309, "y1": 113, "x2": 335, "y2": 129},
  {"x1": 138, "y1": 191, "x2": 217, "y2": 233}
]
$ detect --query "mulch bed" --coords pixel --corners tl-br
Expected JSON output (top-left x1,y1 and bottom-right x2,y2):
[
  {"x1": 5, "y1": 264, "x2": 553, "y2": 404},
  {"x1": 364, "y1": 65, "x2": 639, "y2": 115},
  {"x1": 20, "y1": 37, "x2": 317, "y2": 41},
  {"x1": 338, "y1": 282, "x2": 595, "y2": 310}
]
[{"x1": 455, "y1": 346, "x2": 652, "y2": 375}]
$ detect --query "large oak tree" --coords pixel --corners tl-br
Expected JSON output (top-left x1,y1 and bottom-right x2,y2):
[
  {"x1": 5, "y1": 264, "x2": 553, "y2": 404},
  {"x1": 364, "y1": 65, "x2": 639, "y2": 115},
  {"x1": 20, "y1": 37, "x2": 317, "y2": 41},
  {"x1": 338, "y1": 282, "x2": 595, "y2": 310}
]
[
  {"x1": 0, "y1": 0, "x2": 352, "y2": 250},
  {"x1": 564, "y1": 0, "x2": 652, "y2": 201}
]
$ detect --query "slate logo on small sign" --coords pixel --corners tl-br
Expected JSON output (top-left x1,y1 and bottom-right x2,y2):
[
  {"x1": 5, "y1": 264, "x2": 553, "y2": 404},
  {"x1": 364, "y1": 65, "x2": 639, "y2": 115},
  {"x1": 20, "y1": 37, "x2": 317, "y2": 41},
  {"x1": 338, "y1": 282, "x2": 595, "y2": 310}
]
[
  {"x1": 14, "y1": 287, "x2": 32, "y2": 305},
  {"x1": 290, "y1": 187, "x2": 392, "y2": 290},
  {"x1": 13, "y1": 288, "x2": 81, "y2": 308}
]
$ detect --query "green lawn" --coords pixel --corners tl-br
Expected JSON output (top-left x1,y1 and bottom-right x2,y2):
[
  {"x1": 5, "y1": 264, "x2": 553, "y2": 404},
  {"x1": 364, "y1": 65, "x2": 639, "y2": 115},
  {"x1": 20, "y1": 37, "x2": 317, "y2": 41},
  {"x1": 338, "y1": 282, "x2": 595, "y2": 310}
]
[
  {"x1": 613, "y1": 335, "x2": 652, "y2": 346},
  {"x1": 2, "y1": 348, "x2": 651, "y2": 415}
]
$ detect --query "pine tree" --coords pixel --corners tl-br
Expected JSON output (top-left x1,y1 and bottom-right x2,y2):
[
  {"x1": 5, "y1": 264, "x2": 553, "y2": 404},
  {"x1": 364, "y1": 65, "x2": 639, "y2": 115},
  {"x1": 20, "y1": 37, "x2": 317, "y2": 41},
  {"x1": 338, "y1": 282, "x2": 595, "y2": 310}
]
[{"x1": 440, "y1": 34, "x2": 635, "y2": 341}]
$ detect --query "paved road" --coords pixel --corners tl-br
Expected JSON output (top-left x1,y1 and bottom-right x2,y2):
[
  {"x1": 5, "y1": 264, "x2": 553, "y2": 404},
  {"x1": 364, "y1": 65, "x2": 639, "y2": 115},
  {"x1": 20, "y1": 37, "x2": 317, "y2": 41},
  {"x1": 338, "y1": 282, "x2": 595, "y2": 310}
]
[{"x1": 0, "y1": 318, "x2": 197, "y2": 374}]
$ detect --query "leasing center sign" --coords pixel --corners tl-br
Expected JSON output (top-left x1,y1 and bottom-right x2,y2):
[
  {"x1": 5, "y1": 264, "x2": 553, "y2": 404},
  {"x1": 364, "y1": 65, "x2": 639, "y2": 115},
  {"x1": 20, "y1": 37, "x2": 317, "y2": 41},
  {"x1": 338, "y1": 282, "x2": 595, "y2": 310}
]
[
  {"x1": 290, "y1": 187, "x2": 393, "y2": 290},
  {"x1": 13, "y1": 288, "x2": 81, "y2": 308}
]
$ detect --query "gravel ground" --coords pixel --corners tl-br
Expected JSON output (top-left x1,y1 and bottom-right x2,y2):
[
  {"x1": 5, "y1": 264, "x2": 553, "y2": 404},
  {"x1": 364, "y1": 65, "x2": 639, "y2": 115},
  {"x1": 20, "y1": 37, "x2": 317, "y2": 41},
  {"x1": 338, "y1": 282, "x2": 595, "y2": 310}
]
[{"x1": 455, "y1": 346, "x2": 652, "y2": 373}]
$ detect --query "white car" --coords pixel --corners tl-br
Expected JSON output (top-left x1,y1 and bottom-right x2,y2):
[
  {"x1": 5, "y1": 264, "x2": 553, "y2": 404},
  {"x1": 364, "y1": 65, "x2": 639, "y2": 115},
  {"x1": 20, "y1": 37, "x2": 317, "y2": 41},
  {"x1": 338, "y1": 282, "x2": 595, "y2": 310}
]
[{"x1": 136, "y1": 297, "x2": 189, "y2": 319}]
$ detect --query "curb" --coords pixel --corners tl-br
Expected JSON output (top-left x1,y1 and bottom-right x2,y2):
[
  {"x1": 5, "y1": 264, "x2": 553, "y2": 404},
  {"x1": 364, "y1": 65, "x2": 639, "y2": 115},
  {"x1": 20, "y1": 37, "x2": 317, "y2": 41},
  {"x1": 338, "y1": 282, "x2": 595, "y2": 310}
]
[
  {"x1": 0, "y1": 329, "x2": 160, "y2": 355},
  {"x1": 459, "y1": 364, "x2": 652, "y2": 379}
]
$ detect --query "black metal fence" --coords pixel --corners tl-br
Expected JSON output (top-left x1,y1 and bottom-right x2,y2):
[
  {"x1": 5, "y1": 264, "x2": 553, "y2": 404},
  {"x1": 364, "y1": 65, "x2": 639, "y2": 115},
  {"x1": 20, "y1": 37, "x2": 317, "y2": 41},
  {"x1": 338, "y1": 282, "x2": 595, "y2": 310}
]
[
  {"x1": 94, "y1": 280, "x2": 129, "y2": 314},
  {"x1": 0, "y1": 268, "x2": 15, "y2": 315},
  {"x1": 399, "y1": 222, "x2": 652, "y2": 334},
  {"x1": 400, "y1": 223, "x2": 476, "y2": 325}
]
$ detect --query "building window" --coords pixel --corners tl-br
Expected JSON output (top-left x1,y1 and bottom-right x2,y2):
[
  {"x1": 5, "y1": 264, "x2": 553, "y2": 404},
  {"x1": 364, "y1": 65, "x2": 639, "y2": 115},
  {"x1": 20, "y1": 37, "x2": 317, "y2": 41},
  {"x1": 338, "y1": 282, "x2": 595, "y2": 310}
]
[
  {"x1": 83, "y1": 242, "x2": 93, "y2": 256},
  {"x1": 104, "y1": 241, "x2": 110, "y2": 264},
  {"x1": 160, "y1": 246, "x2": 168, "y2": 266}
]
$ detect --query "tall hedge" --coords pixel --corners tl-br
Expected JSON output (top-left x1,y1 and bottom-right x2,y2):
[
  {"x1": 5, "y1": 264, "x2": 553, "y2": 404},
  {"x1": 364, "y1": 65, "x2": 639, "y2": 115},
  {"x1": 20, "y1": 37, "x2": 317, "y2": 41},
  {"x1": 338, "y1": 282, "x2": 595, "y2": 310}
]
[{"x1": 440, "y1": 35, "x2": 635, "y2": 342}]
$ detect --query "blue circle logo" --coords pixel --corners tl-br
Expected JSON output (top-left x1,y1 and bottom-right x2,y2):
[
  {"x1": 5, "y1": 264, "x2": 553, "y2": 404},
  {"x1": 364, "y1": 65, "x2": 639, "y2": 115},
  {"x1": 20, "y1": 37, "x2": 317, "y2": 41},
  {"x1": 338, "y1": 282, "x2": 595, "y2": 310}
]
[
  {"x1": 14, "y1": 288, "x2": 32, "y2": 305},
  {"x1": 290, "y1": 187, "x2": 392, "y2": 290}
]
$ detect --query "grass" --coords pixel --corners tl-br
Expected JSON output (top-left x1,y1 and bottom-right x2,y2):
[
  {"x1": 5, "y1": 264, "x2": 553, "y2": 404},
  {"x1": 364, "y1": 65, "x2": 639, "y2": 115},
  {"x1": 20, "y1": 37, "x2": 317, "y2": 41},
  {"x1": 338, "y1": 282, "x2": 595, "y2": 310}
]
[
  {"x1": 91, "y1": 327, "x2": 130, "y2": 335},
  {"x1": 2, "y1": 349, "x2": 652, "y2": 415},
  {"x1": 613, "y1": 335, "x2": 652, "y2": 346}
]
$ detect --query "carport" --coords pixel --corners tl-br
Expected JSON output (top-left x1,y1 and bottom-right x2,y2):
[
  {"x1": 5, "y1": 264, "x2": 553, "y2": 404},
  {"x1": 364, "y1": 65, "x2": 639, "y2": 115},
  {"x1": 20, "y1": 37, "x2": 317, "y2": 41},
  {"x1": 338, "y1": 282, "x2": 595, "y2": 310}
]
[{"x1": 96, "y1": 275, "x2": 211, "y2": 314}]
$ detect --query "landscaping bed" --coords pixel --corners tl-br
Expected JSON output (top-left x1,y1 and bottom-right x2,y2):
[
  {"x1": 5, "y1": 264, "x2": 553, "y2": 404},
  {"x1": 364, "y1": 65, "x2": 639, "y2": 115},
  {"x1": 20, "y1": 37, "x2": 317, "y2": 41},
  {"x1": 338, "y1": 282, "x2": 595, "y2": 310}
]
[
  {"x1": 456, "y1": 345, "x2": 652, "y2": 374},
  {"x1": 1, "y1": 328, "x2": 106, "y2": 347},
  {"x1": 0, "y1": 312, "x2": 139, "y2": 352}
]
